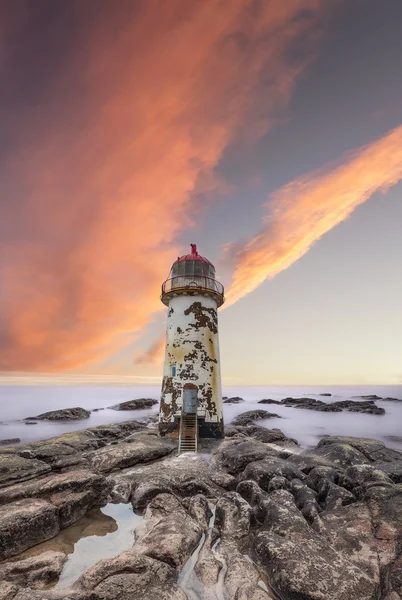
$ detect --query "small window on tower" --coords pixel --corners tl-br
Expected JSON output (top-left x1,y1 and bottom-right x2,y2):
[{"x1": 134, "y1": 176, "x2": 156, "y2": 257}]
[{"x1": 171, "y1": 365, "x2": 176, "y2": 377}]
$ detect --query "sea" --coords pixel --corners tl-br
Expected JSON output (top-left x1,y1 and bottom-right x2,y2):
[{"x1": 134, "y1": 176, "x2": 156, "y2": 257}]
[{"x1": 0, "y1": 384, "x2": 401, "y2": 450}]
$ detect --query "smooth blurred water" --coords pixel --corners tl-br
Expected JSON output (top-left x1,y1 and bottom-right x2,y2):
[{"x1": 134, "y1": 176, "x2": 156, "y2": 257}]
[{"x1": 0, "y1": 384, "x2": 401, "y2": 450}]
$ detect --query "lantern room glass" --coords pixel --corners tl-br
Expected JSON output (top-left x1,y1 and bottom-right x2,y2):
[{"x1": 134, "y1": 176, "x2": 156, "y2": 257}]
[{"x1": 171, "y1": 260, "x2": 215, "y2": 279}]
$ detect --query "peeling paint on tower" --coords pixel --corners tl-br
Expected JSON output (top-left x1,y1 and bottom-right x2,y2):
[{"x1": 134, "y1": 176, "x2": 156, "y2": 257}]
[{"x1": 158, "y1": 245, "x2": 225, "y2": 440}]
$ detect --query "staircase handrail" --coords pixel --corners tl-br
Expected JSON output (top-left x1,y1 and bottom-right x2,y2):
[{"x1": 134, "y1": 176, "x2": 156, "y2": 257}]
[{"x1": 178, "y1": 408, "x2": 184, "y2": 453}]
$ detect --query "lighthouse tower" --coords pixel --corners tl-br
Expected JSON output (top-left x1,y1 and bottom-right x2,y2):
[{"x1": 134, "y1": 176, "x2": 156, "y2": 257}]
[{"x1": 159, "y1": 244, "x2": 225, "y2": 448}]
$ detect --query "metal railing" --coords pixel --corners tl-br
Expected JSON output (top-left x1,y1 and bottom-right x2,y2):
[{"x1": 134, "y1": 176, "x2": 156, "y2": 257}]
[{"x1": 161, "y1": 276, "x2": 224, "y2": 298}]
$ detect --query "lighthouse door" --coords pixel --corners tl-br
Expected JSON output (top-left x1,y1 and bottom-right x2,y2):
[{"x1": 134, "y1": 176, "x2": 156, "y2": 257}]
[{"x1": 183, "y1": 387, "x2": 197, "y2": 414}]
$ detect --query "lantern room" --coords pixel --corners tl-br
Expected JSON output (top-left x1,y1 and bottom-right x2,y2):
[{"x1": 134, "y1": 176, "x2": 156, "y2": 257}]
[{"x1": 161, "y1": 244, "x2": 224, "y2": 307}]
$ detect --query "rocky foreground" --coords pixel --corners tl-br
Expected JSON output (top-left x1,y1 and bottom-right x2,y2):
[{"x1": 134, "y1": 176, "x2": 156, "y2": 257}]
[{"x1": 0, "y1": 414, "x2": 401, "y2": 599}]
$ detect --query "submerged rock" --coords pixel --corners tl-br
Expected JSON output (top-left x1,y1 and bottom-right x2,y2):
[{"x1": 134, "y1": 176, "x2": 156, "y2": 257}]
[
  {"x1": 281, "y1": 397, "x2": 385, "y2": 414},
  {"x1": 108, "y1": 398, "x2": 158, "y2": 410},
  {"x1": 231, "y1": 410, "x2": 281, "y2": 426},
  {"x1": 25, "y1": 407, "x2": 91, "y2": 421},
  {"x1": 223, "y1": 396, "x2": 244, "y2": 404}
]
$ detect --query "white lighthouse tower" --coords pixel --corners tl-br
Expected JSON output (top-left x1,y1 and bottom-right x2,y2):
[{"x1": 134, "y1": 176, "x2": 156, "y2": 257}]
[{"x1": 159, "y1": 244, "x2": 225, "y2": 450}]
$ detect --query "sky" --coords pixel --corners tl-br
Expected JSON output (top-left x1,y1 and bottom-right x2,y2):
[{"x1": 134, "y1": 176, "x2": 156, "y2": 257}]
[{"x1": 0, "y1": 0, "x2": 401, "y2": 385}]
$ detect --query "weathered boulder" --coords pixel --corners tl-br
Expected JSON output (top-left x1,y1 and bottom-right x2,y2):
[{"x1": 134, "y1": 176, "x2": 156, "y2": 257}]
[
  {"x1": 316, "y1": 436, "x2": 402, "y2": 463},
  {"x1": 231, "y1": 410, "x2": 281, "y2": 427},
  {"x1": 0, "y1": 454, "x2": 51, "y2": 488},
  {"x1": 86, "y1": 435, "x2": 176, "y2": 473},
  {"x1": 210, "y1": 437, "x2": 281, "y2": 476},
  {"x1": 240, "y1": 457, "x2": 305, "y2": 491},
  {"x1": 75, "y1": 550, "x2": 176, "y2": 595},
  {"x1": 256, "y1": 528, "x2": 377, "y2": 600},
  {"x1": 0, "y1": 498, "x2": 59, "y2": 560},
  {"x1": 253, "y1": 488, "x2": 377, "y2": 600},
  {"x1": 225, "y1": 425, "x2": 299, "y2": 448},
  {"x1": 25, "y1": 407, "x2": 90, "y2": 421},
  {"x1": 108, "y1": 398, "x2": 157, "y2": 410},
  {"x1": 287, "y1": 451, "x2": 341, "y2": 473},
  {"x1": 106, "y1": 454, "x2": 219, "y2": 507},
  {"x1": 134, "y1": 493, "x2": 204, "y2": 567},
  {"x1": 0, "y1": 550, "x2": 67, "y2": 589},
  {"x1": 307, "y1": 442, "x2": 370, "y2": 468}
]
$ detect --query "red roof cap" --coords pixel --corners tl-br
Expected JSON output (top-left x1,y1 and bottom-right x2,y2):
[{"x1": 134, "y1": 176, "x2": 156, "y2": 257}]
[{"x1": 173, "y1": 244, "x2": 214, "y2": 266}]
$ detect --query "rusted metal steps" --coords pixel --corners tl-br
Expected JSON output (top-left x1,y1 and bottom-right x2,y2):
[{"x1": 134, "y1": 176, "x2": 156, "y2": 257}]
[{"x1": 179, "y1": 413, "x2": 198, "y2": 453}]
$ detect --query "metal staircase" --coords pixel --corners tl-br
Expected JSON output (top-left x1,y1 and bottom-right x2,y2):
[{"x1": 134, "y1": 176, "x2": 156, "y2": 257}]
[{"x1": 178, "y1": 412, "x2": 198, "y2": 453}]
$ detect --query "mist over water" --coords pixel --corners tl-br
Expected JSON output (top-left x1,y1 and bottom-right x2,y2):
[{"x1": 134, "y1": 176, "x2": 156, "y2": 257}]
[{"x1": 0, "y1": 384, "x2": 401, "y2": 450}]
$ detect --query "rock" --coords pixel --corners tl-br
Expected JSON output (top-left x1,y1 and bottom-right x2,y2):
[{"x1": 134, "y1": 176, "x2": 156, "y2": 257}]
[
  {"x1": 110, "y1": 456, "x2": 219, "y2": 508},
  {"x1": 287, "y1": 452, "x2": 340, "y2": 473},
  {"x1": 51, "y1": 489, "x2": 100, "y2": 528},
  {"x1": 0, "y1": 498, "x2": 59, "y2": 560},
  {"x1": 231, "y1": 410, "x2": 281, "y2": 426},
  {"x1": 304, "y1": 465, "x2": 356, "y2": 511},
  {"x1": 108, "y1": 398, "x2": 158, "y2": 410},
  {"x1": 0, "y1": 583, "x2": 19, "y2": 600},
  {"x1": 256, "y1": 528, "x2": 376, "y2": 600},
  {"x1": 309, "y1": 442, "x2": 370, "y2": 468},
  {"x1": 223, "y1": 396, "x2": 244, "y2": 403},
  {"x1": 17, "y1": 442, "x2": 85, "y2": 470},
  {"x1": 134, "y1": 493, "x2": 204, "y2": 568},
  {"x1": 75, "y1": 494, "x2": 206, "y2": 599},
  {"x1": 0, "y1": 469, "x2": 107, "y2": 508},
  {"x1": 374, "y1": 461, "x2": 402, "y2": 483},
  {"x1": 226, "y1": 425, "x2": 299, "y2": 448},
  {"x1": 252, "y1": 488, "x2": 377, "y2": 600},
  {"x1": 0, "y1": 439, "x2": 20, "y2": 446},
  {"x1": 382, "y1": 397, "x2": 402, "y2": 402},
  {"x1": 316, "y1": 436, "x2": 402, "y2": 463},
  {"x1": 0, "y1": 454, "x2": 51, "y2": 488},
  {"x1": 86, "y1": 435, "x2": 176, "y2": 473},
  {"x1": 24, "y1": 421, "x2": 38, "y2": 425},
  {"x1": 239, "y1": 457, "x2": 305, "y2": 491},
  {"x1": 0, "y1": 550, "x2": 67, "y2": 589},
  {"x1": 76, "y1": 550, "x2": 177, "y2": 599},
  {"x1": 25, "y1": 407, "x2": 90, "y2": 421},
  {"x1": 320, "y1": 393, "x2": 332, "y2": 396},
  {"x1": 208, "y1": 468, "x2": 237, "y2": 490},
  {"x1": 210, "y1": 437, "x2": 280, "y2": 476},
  {"x1": 354, "y1": 394, "x2": 382, "y2": 400},
  {"x1": 281, "y1": 397, "x2": 385, "y2": 414},
  {"x1": 346, "y1": 464, "x2": 393, "y2": 488},
  {"x1": 257, "y1": 399, "x2": 282, "y2": 405}
]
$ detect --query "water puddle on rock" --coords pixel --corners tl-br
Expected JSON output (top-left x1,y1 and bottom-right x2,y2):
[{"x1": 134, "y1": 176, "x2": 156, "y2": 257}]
[{"x1": 12, "y1": 503, "x2": 143, "y2": 589}]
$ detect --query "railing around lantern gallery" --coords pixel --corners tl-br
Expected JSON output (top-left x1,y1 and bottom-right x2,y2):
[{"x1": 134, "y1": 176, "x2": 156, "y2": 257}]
[{"x1": 161, "y1": 275, "x2": 225, "y2": 303}]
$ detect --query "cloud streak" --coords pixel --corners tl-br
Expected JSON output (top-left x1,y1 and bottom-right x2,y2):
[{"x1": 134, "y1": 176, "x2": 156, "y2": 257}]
[
  {"x1": 226, "y1": 125, "x2": 402, "y2": 306},
  {"x1": 0, "y1": 0, "x2": 331, "y2": 372}
]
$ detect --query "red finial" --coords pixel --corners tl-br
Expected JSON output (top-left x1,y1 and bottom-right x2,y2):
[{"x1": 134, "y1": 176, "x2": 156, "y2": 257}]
[{"x1": 190, "y1": 243, "x2": 197, "y2": 256}]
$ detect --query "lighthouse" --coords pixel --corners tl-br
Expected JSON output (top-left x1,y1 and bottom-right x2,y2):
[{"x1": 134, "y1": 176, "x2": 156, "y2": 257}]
[{"x1": 159, "y1": 244, "x2": 225, "y2": 450}]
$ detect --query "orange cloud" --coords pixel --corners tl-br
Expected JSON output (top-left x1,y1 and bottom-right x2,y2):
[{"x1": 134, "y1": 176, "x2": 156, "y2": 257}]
[
  {"x1": 226, "y1": 125, "x2": 402, "y2": 306},
  {"x1": 0, "y1": 0, "x2": 331, "y2": 371}
]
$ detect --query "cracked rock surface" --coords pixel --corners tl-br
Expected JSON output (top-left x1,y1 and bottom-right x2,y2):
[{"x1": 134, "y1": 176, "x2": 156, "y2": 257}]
[{"x1": 0, "y1": 419, "x2": 401, "y2": 600}]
